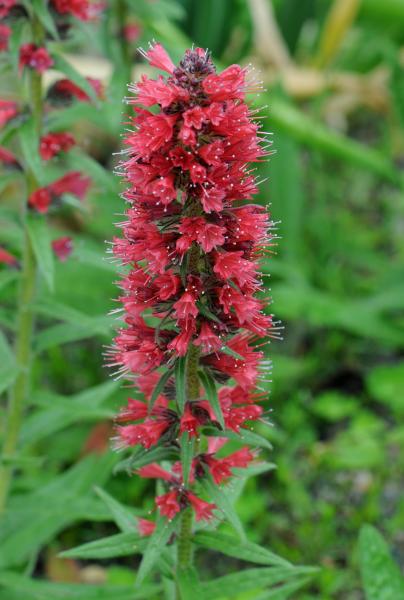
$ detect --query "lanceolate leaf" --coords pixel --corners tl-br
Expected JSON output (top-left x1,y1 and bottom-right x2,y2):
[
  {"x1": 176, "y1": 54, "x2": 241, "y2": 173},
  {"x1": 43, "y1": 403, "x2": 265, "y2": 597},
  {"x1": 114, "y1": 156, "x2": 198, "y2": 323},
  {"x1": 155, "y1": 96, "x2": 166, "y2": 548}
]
[
  {"x1": 59, "y1": 532, "x2": 146, "y2": 560},
  {"x1": 359, "y1": 524, "x2": 404, "y2": 600},
  {"x1": 19, "y1": 117, "x2": 43, "y2": 183},
  {"x1": 0, "y1": 571, "x2": 160, "y2": 600},
  {"x1": 199, "y1": 566, "x2": 318, "y2": 600},
  {"x1": 177, "y1": 567, "x2": 201, "y2": 599},
  {"x1": 31, "y1": 0, "x2": 59, "y2": 39},
  {"x1": 0, "y1": 330, "x2": 17, "y2": 394},
  {"x1": 26, "y1": 214, "x2": 54, "y2": 292},
  {"x1": 136, "y1": 516, "x2": 179, "y2": 586},
  {"x1": 175, "y1": 356, "x2": 186, "y2": 412},
  {"x1": 198, "y1": 369, "x2": 224, "y2": 429},
  {"x1": 201, "y1": 474, "x2": 245, "y2": 540},
  {"x1": 149, "y1": 369, "x2": 173, "y2": 413},
  {"x1": 194, "y1": 531, "x2": 292, "y2": 567},
  {"x1": 180, "y1": 431, "x2": 194, "y2": 485},
  {"x1": 113, "y1": 445, "x2": 178, "y2": 475},
  {"x1": 95, "y1": 486, "x2": 138, "y2": 533}
]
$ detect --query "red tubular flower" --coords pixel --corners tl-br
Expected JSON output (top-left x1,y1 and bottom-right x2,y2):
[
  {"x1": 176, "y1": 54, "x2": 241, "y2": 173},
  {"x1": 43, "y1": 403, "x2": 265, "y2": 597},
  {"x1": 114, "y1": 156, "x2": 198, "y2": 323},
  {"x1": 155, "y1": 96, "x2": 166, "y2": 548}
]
[
  {"x1": 52, "y1": 236, "x2": 73, "y2": 261},
  {"x1": 50, "y1": 0, "x2": 104, "y2": 20},
  {"x1": 19, "y1": 43, "x2": 53, "y2": 74},
  {"x1": 137, "y1": 518, "x2": 156, "y2": 537},
  {"x1": 40, "y1": 132, "x2": 75, "y2": 160},
  {"x1": 0, "y1": 100, "x2": 18, "y2": 128},
  {"x1": 0, "y1": 145, "x2": 19, "y2": 167},
  {"x1": 28, "y1": 171, "x2": 91, "y2": 213},
  {"x1": 110, "y1": 43, "x2": 275, "y2": 527},
  {"x1": 49, "y1": 77, "x2": 103, "y2": 104},
  {"x1": 0, "y1": 246, "x2": 18, "y2": 267},
  {"x1": 0, "y1": 0, "x2": 16, "y2": 19},
  {"x1": 0, "y1": 23, "x2": 11, "y2": 52}
]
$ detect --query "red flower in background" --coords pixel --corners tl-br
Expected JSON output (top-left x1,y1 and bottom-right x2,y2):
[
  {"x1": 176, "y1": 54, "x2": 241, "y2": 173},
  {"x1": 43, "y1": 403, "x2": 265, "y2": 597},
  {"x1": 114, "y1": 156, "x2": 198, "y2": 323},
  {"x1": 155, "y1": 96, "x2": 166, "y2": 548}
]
[
  {"x1": 0, "y1": 145, "x2": 19, "y2": 167},
  {"x1": 52, "y1": 237, "x2": 73, "y2": 262},
  {"x1": 28, "y1": 171, "x2": 91, "y2": 213},
  {"x1": 50, "y1": 0, "x2": 104, "y2": 20},
  {"x1": 19, "y1": 43, "x2": 53, "y2": 74},
  {"x1": 40, "y1": 132, "x2": 75, "y2": 160},
  {"x1": 0, "y1": 246, "x2": 18, "y2": 267},
  {"x1": 0, "y1": 100, "x2": 18, "y2": 128},
  {"x1": 0, "y1": 0, "x2": 15, "y2": 19},
  {"x1": 0, "y1": 23, "x2": 10, "y2": 51},
  {"x1": 49, "y1": 77, "x2": 103, "y2": 104}
]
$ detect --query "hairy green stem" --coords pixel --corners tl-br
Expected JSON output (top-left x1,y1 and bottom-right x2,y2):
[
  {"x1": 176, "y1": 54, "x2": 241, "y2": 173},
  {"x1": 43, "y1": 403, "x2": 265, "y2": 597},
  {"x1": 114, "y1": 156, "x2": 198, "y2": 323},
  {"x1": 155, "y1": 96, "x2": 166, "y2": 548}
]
[
  {"x1": 176, "y1": 341, "x2": 200, "y2": 591},
  {"x1": 0, "y1": 17, "x2": 43, "y2": 512}
]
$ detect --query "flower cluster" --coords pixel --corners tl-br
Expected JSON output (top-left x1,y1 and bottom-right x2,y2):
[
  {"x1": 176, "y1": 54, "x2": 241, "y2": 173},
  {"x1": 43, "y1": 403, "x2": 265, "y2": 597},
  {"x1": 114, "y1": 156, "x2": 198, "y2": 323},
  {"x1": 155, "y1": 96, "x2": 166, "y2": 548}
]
[{"x1": 109, "y1": 43, "x2": 276, "y2": 526}]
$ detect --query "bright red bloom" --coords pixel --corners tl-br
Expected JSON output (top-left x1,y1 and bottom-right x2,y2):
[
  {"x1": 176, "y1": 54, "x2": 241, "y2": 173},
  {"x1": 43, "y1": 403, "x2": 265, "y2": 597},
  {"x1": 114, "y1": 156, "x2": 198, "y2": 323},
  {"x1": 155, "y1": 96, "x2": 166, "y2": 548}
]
[
  {"x1": 50, "y1": 0, "x2": 104, "y2": 20},
  {"x1": 0, "y1": 0, "x2": 15, "y2": 19},
  {"x1": 49, "y1": 171, "x2": 91, "y2": 200},
  {"x1": 194, "y1": 322, "x2": 222, "y2": 354},
  {"x1": 186, "y1": 492, "x2": 216, "y2": 521},
  {"x1": 28, "y1": 188, "x2": 52, "y2": 213},
  {"x1": 142, "y1": 42, "x2": 175, "y2": 74},
  {"x1": 0, "y1": 100, "x2": 18, "y2": 128},
  {"x1": 52, "y1": 237, "x2": 73, "y2": 262},
  {"x1": 110, "y1": 43, "x2": 275, "y2": 527},
  {"x1": 19, "y1": 43, "x2": 53, "y2": 74},
  {"x1": 0, "y1": 23, "x2": 11, "y2": 52},
  {"x1": 40, "y1": 132, "x2": 75, "y2": 160},
  {"x1": 51, "y1": 77, "x2": 103, "y2": 103},
  {"x1": 156, "y1": 490, "x2": 181, "y2": 520},
  {"x1": 123, "y1": 23, "x2": 142, "y2": 43},
  {"x1": 137, "y1": 518, "x2": 156, "y2": 536},
  {"x1": 0, "y1": 246, "x2": 17, "y2": 267}
]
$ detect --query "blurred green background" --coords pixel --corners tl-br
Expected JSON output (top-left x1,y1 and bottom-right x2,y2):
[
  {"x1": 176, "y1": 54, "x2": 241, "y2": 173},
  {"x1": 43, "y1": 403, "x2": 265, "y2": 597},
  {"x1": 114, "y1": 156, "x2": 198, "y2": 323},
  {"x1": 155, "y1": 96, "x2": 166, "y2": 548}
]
[{"x1": 1, "y1": 0, "x2": 404, "y2": 598}]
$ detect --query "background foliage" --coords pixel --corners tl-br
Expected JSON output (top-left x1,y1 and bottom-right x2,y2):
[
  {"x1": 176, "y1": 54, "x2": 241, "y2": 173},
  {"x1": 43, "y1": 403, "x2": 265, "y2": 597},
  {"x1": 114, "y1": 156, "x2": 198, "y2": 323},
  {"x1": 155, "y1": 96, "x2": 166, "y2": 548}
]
[{"x1": 1, "y1": 0, "x2": 404, "y2": 598}]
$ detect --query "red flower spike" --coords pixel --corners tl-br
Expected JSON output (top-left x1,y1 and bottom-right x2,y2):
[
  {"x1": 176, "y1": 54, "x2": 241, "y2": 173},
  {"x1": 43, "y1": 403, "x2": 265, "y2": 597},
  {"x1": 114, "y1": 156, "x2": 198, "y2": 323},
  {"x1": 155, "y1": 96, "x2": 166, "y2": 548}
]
[
  {"x1": 19, "y1": 43, "x2": 53, "y2": 74},
  {"x1": 40, "y1": 132, "x2": 75, "y2": 160},
  {"x1": 110, "y1": 43, "x2": 276, "y2": 526},
  {"x1": 52, "y1": 237, "x2": 73, "y2": 262}
]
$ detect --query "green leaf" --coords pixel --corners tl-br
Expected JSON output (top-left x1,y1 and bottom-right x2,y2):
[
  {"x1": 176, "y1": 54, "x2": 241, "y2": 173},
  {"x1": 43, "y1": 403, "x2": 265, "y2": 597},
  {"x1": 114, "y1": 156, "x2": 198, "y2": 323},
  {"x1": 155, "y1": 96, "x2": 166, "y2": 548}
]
[
  {"x1": 95, "y1": 487, "x2": 138, "y2": 533},
  {"x1": 67, "y1": 149, "x2": 116, "y2": 192},
  {"x1": 194, "y1": 531, "x2": 291, "y2": 567},
  {"x1": 26, "y1": 214, "x2": 54, "y2": 292},
  {"x1": 177, "y1": 567, "x2": 201, "y2": 599},
  {"x1": 0, "y1": 455, "x2": 116, "y2": 569},
  {"x1": 219, "y1": 345, "x2": 244, "y2": 360},
  {"x1": 31, "y1": 0, "x2": 58, "y2": 38},
  {"x1": 114, "y1": 446, "x2": 178, "y2": 475},
  {"x1": 0, "y1": 571, "x2": 160, "y2": 600},
  {"x1": 136, "y1": 516, "x2": 178, "y2": 586},
  {"x1": 253, "y1": 576, "x2": 313, "y2": 599},
  {"x1": 366, "y1": 362, "x2": 404, "y2": 415},
  {"x1": 175, "y1": 356, "x2": 187, "y2": 412},
  {"x1": 204, "y1": 427, "x2": 273, "y2": 451},
  {"x1": 19, "y1": 117, "x2": 43, "y2": 183},
  {"x1": 0, "y1": 330, "x2": 18, "y2": 394},
  {"x1": 199, "y1": 567, "x2": 318, "y2": 600},
  {"x1": 51, "y1": 52, "x2": 99, "y2": 105},
  {"x1": 196, "y1": 301, "x2": 221, "y2": 324},
  {"x1": 359, "y1": 524, "x2": 404, "y2": 600},
  {"x1": 180, "y1": 432, "x2": 194, "y2": 485},
  {"x1": 201, "y1": 474, "x2": 245, "y2": 540},
  {"x1": 198, "y1": 369, "x2": 224, "y2": 429},
  {"x1": 59, "y1": 532, "x2": 146, "y2": 560},
  {"x1": 149, "y1": 369, "x2": 173, "y2": 413}
]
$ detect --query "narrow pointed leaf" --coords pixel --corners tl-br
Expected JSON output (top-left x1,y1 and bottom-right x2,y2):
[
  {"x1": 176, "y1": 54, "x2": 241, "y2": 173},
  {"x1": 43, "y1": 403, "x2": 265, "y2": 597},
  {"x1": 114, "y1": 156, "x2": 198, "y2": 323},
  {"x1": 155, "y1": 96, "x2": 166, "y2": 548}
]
[
  {"x1": 180, "y1": 431, "x2": 194, "y2": 485},
  {"x1": 94, "y1": 486, "x2": 137, "y2": 533},
  {"x1": 51, "y1": 52, "x2": 99, "y2": 104},
  {"x1": 201, "y1": 474, "x2": 245, "y2": 540},
  {"x1": 204, "y1": 427, "x2": 273, "y2": 450},
  {"x1": 59, "y1": 532, "x2": 145, "y2": 559},
  {"x1": 136, "y1": 516, "x2": 178, "y2": 586},
  {"x1": 198, "y1": 369, "x2": 224, "y2": 429},
  {"x1": 31, "y1": 0, "x2": 58, "y2": 38},
  {"x1": 19, "y1": 117, "x2": 43, "y2": 183},
  {"x1": 177, "y1": 566, "x2": 201, "y2": 599},
  {"x1": 175, "y1": 356, "x2": 186, "y2": 412},
  {"x1": 194, "y1": 531, "x2": 291, "y2": 567},
  {"x1": 149, "y1": 369, "x2": 173, "y2": 413},
  {"x1": 0, "y1": 330, "x2": 17, "y2": 394},
  {"x1": 26, "y1": 214, "x2": 54, "y2": 292}
]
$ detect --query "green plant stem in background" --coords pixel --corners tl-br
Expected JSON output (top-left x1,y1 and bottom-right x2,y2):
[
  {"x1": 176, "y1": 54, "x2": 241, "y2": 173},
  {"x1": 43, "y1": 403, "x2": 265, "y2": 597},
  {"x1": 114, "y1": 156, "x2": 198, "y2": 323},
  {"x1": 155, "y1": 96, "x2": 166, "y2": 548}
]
[
  {"x1": 0, "y1": 17, "x2": 43, "y2": 513},
  {"x1": 176, "y1": 343, "x2": 200, "y2": 582}
]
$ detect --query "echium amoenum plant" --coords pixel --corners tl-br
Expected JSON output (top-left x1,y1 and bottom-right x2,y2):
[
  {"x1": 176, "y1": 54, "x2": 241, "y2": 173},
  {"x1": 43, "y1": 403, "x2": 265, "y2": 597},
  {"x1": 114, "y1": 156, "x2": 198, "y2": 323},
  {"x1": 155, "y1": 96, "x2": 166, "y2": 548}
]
[{"x1": 109, "y1": 43, "x2": 291, "y2": 592}]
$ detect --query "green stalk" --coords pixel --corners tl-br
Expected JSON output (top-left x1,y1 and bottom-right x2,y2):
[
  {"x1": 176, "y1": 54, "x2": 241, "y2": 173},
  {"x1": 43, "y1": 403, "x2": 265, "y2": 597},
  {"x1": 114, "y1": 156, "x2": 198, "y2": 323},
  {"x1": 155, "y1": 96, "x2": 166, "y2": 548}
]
[{"x1": 0, "y1": 17, "x2": 43, "y2": 513}]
